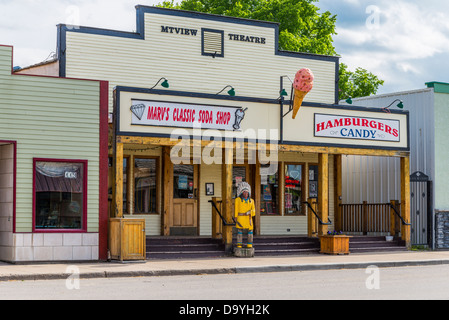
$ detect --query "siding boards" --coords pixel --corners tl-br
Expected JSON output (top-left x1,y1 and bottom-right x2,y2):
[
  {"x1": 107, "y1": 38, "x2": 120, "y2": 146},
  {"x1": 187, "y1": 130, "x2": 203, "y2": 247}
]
[
  {"x1": 65, "y1": 12, "x2": 337, "y2": 112},
  {"x1": 0, "y1": 46, "x2": 101, "y2": 233},
  {"x1": 342, "y1": 89, "x2": 432, "y2": 204}
]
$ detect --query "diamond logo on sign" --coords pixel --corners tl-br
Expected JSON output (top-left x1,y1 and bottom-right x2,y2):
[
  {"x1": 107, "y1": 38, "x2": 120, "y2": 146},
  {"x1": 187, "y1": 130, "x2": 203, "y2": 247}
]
[{"x1": 131, "y1": 104, "x2": 146, "y2": 121}]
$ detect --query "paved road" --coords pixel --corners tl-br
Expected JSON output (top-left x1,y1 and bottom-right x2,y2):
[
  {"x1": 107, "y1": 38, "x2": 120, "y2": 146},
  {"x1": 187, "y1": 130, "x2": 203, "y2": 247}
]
[{"x1": 1, "y1": 264, "x2": 448, "y2": 301}]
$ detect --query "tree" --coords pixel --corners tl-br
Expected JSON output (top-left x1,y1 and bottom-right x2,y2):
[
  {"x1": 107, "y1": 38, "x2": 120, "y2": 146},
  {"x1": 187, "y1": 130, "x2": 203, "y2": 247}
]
[
  {"x1": 338, "y1": 63, "x2": 384, "y2": 101},
  {"x1": 158, "y1": 0, "x2": 384, "y2": 99}
]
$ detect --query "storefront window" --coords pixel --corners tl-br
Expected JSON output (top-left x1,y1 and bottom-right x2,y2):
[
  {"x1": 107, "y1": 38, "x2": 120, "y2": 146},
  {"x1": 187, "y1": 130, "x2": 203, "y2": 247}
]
[
  {"x1": 308, "y1": 165, "x2": 318, "y2": 199},
  {"x1": 260, "y1": 164, "x2": 279, "y2": 215},
  {"x1": 174, "y1": 164, "x2": 195, "y2": 199},
  {"x1": 284, "y1": 164, "x2": 303, "y2": 215},
  {"x1": 134, "y1": 158, "x2": 157, "y2": 213},
  {"x1": 34, "y1": 160, "x2": 86, "y2": 230},
  {"x1": 232, "y1": 166, "x2": 247, "y2": 198}
]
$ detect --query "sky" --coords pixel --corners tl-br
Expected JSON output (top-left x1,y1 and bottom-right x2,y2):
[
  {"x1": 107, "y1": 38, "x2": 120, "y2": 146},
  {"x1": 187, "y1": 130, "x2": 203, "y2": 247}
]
[{"x1": 1, "y1": 0, "x2": 448, "y2": 95}]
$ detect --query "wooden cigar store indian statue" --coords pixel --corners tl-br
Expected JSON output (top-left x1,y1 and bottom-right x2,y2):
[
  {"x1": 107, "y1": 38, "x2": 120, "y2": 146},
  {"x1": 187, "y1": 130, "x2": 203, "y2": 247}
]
[{"x1": 235, "y1": 182, "x2": 256, "y2": 249}]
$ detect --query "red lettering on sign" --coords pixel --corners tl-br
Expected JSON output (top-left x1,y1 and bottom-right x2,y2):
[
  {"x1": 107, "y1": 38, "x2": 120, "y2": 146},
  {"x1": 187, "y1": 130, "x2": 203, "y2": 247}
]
[
  {"x1": 216, "y1": 112, "x2": 231, "y2": 125},
  {"x1": 392, "y1": 129, "x2": 399, "y2": 137}
]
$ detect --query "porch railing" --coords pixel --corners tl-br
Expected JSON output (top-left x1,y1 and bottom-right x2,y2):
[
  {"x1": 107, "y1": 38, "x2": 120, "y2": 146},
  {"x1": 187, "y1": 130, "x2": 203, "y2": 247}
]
[
  {"x1": 340, "y1": 201, "x2": 402, "y2": 235},
  {"x1": 209, "y1": 197, "x2": 236, "y2": 239}
]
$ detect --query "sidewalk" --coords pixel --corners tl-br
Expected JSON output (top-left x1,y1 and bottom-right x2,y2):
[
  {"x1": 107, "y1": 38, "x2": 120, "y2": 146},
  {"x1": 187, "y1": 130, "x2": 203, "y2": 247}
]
[{"x1": 1, "y1": 250, "x2": 449, "y2": 282}]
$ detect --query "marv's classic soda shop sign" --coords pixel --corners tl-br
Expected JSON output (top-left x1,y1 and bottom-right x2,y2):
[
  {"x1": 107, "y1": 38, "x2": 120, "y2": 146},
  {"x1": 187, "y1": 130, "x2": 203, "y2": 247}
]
[
  {"x1": 314, "y1": 114, "x2": 400, "y2": 142},
  {"x1": 130, "y1": 100, "x2": 247, "y2": 131}
]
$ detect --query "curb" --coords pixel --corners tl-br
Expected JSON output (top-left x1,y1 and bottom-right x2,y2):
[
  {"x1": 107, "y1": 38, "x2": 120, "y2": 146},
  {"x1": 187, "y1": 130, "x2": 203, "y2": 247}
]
[{"x1": 2, "y1": 259, "x2": 449, "y2": 282}]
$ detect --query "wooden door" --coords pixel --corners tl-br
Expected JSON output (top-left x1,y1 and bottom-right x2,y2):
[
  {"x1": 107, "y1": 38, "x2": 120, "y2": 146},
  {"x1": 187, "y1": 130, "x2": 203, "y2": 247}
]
[{"x1": 172, "y1": 164, "x2": 198, "y2": 235}]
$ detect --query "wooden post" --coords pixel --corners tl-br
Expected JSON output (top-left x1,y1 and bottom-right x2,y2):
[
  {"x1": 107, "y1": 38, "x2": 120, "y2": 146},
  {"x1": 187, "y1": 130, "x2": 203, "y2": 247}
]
[
  {"x1": 128, "y1": 154, "x2": 134, "y2": 215},
  {"x1": 318, "y1": 153, "x2": 329, "y2": 236},
  {"x1": 222, "y1": 143, "x2": 234, "y2": 253},
  {"x1": 401, "y1": 156, "x2": 411, "y2": 248},
  {"x1": 254, "y1": 158, "x2": 261, "y2": 236},
  {"x1": 363, "y1": 201, "x2": 368, "y2": 235},
  {"x1": 390, "y1": 200, "x2": 398, "y2": 237},
  {"x1": 334, "y1": 154, "x2": 343, "y2": 232},
  {"x1": 113, "y1": 142, "x2": 124, "y2": 218},
  {"x1": 162, "y1": 146, "x2": 173, "y2": 236},
  {"x1": 212, "y1": 197, "x2": 222, "y2": 240},
  {"x1": 308, "y1": 198, "x2": 318, "y2": 237}
]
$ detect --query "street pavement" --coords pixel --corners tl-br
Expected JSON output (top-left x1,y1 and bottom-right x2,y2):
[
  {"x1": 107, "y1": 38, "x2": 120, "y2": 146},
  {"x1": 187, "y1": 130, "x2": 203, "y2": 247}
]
[{"x1": 1, "y1": 250, "x2": 449, "y2": 282}]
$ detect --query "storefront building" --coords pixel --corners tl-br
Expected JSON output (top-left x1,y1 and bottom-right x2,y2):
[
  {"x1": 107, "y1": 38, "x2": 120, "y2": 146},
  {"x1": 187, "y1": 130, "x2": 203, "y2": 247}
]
[
  {"x1": 0, "y1": 45, "x2": 108, "y2": 262},
  {"x1": 341, "y1": 82, "x2": 449, "y2": 249},
  {"x1": 22, "y1": 6, "x2": 411, "y2": 257}
]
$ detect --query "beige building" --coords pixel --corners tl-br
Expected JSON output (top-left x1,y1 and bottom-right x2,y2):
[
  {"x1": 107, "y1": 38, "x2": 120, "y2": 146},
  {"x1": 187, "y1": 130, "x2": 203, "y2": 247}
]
[{"x1": 20, "y1": 6, "x2": 411, "y2": 257}]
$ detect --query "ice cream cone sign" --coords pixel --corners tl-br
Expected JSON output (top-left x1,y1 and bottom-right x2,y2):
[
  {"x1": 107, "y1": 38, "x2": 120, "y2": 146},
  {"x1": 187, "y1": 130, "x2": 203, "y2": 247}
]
[{"x1": 292, "y1": 68, "x2": 314, "y2": 119}]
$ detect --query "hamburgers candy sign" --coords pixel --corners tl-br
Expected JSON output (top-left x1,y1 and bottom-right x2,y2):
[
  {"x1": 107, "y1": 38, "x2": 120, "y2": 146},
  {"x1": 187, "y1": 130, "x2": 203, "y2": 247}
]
[{"x1": 314, "y1": 114, "x2": 400, "y2": 142}]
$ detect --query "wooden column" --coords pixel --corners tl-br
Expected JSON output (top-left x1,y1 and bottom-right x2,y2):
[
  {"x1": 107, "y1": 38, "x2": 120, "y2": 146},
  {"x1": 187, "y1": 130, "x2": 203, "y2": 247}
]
[
  {"x1": 401, "y1": 156, "x2": 411, "y2": 248},
  {"x1": 390, "y1": 200, "x2": 398, "y2": 237},
  {"x1": 127, "y1": 154, "x2": 134, "y2": 215},
  {"x1": 162, "y1": 146, "x2": 173, "y2": 236},
  {"x1": 212, "y1": 197, "x2": 222, "y2": 240},
  {"x1": 222, "y1": 144, "x2": 234, "y2": 253},
  {"x1": 254, "y1": 159, "x2": 261, "y2": 236},
  {"x1": 318, "y1": 153, "x2": 329, "y2": 236},
  {"x1": 113, "y1": 142, "x2": 124, "y2": 218},
  {"x1": 308, "y1": 198, "x2": 318, "y2": 237},
  {"x1": 334, "y1": 154, "x2": 343, "y2": 232}
]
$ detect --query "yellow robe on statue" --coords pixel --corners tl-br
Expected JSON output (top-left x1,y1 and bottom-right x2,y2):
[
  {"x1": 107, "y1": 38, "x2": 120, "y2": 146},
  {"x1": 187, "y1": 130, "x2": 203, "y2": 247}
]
[{"x1": 234, "y1": 197, "x2": 256, "y2": 230}]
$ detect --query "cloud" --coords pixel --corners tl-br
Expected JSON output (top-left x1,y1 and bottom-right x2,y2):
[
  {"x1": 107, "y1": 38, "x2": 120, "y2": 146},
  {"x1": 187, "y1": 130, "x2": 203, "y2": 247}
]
[
  {"x1": 320, "y1": 0, "x2": 449, "y2": 93},
  {"x1": 0, "y1": 0, "x2": 160, "y2": 67}
]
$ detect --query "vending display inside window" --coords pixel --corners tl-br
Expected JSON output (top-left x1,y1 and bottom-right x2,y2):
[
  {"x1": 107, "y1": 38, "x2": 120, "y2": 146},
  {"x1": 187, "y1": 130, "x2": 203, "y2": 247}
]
[
  {"x1": 260, "y1": 164, "x2": 279, "y2": 215},
  {"x1": 232, "y1": 166, "x2": 247, "y2": 198},
  {"x1": 173, "y1": 164, "x2": 194, "y2": 199},
  {"x1": 134, "y1": 158, "x2": 157, "y2": 213},
  {"x1": 284, "y1": 164, "x2": 303, "y2": 215},
  {"x1": 35, "y1": 161, "x2": 86, "y2": 230},
  {"x1": 308, "y1": 165, "x2": 318, "y2": 199}
]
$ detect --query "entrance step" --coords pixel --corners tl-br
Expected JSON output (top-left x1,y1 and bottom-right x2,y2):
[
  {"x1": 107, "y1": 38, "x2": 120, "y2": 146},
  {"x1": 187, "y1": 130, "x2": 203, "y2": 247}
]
[
  {"x1": 349, "y1": 236, "x2": 407, "y2": 253},
  {"x1": 145, "y1": 236, "x2": 407, "y2": 259},
  {"x1": 253, "y1": 236, "x2": 320, "y2": 256},
  {"x1": 235, "y1": 236, "x2": 321, "y2": 256},
  {"x1": 146, "y1": 237, "x2": 226, "y2": 260}
]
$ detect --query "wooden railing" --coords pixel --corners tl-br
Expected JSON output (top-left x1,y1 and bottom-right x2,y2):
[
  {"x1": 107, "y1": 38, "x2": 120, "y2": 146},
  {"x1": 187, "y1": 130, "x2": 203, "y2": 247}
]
[{"x1": 340, "y1": 200, "x2": 401, "y2": 235}]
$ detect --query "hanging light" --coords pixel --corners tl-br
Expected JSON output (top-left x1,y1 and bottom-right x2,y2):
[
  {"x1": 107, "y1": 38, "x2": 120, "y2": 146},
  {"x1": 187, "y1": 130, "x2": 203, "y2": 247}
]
[
  {"x1": 149, "y1": 77, "x2": 170, "y2": 90},
  {"x1": 216, "y1": 85, "x2": 236, "y2": 97},
  {"x1": 382, "y1": 99, "x2": 404, "y2": 113}
]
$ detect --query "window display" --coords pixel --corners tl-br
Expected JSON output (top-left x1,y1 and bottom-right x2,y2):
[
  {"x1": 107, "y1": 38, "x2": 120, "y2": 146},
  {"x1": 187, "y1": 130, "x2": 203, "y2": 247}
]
[
  {"x1": 34, "y1": 160, "x2": 86, "y2": 230},
  {"x1": 260, "y1": 164, "x2": 279, "y2": 215},
  {"x1": 134, "y1": 158, "x2": 157, "y2": 213},
  {"x1": 284, "y1": 164, "x2": 303, "y2": 215}
]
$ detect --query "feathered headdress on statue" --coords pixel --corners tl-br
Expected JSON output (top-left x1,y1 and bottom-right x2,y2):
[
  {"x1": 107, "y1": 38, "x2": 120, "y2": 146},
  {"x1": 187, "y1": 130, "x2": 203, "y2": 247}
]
[{"x1": 237, "y1": 181, "x2": 251, "y2": 198}]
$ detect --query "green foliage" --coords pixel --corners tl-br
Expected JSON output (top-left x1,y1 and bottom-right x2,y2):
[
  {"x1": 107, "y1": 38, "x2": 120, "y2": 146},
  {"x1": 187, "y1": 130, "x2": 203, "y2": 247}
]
[
  {"x1": 157, "y1": 0, "x2": 384, "y2": 99},
  {"x1": 339, "y1": 63, "x2": 385, "y2": 100}
]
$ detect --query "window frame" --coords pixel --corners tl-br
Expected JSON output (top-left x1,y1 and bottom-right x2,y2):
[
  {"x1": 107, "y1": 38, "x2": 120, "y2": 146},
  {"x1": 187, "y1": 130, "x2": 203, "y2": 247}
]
[
  {"x1": 259, "y1": 162, "x2": 281, "y2": 216},
  {"x1": 32, "y1": 158, "x2": 88, "y2": 233},
  {"x1": 133, "y1": 156, "x2": 160, "y2": 215},
  {"x1": 201, "y1": 28, "x2": 225, "y2": 58},
  {"x1": 283, "y1": 162, "x2": 306, "y2": 216}
]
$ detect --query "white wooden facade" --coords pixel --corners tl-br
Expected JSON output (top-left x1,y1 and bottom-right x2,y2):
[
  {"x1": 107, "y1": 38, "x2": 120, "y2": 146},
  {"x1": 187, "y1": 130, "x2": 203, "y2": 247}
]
[{"x1": 56, "y1": 6, "x2": 410, "y2": 238}]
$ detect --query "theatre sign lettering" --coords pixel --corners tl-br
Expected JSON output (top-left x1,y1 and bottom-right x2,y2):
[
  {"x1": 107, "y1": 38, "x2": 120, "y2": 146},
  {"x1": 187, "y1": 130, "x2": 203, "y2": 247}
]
[{"x1": 314, "y1": 114, "x2": 401, "y2": 142}]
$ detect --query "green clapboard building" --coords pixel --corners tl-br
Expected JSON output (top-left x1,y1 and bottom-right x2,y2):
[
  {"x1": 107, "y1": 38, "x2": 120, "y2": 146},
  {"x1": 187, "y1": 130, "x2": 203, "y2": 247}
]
[{"x1": 0, "y1": 45, "x2": 108, "y2": 263}]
